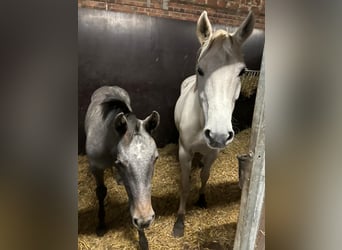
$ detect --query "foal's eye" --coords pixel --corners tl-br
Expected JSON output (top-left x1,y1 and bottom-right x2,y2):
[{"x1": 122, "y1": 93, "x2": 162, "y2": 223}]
[
  {"x1": 238, "y1": 68, "x2": 246, "y2": 77},
  {"x1": 197, "y1": 67, "x2": 204, "y2": 76}
]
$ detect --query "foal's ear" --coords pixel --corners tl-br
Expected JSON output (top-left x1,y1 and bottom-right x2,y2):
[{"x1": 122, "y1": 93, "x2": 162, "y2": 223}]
[
  {"x1": 143, "y1": 111, "x2": 160, "y2": 134},
  {"x1": 114, "y1": 112, "x2": 128, "y2": 135},
  {"x1": 232, "y1": 11, "x2": 255, "y2": 45},
  {"x1": 197, "y1": 11, "x2": 212, "y2": 45}
]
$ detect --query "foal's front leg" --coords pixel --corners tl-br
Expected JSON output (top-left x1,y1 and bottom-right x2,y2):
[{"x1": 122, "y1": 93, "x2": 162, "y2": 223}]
[
  {"x1": 138, "y1": 229, "x2": 149, "y2": 250},
  {"x1": 173, "y1": 142, "x2": 192, "y2": 237},
  {"x1": 91, "y1": 167, "x2": 107, "y2": 236}
]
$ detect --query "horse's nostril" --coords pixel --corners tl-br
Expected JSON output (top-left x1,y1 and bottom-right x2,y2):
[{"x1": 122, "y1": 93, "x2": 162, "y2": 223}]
[
  {"x1": 204, "y1": 129, "x2": 211, "y2": 139},
  {"x1": 227, "y1": 131, "x2": 234, "y2": 141},
  {"x1": 142, "y1": 221, "x2": 151, "y2": 229},
  {"x1": 133, "y1": 216, "x2": 154, "y2": 229},
  {"x1": 152, "y1": 214, "x2": 155, "y2": 220},
  {"x1": 133, "y1": 218, "x2": 139, "y2": 227}
]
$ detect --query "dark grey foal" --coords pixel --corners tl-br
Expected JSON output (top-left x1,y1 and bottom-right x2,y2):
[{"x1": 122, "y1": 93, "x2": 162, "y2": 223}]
[{"x1": 85, "y1": 86, "x2": 160, "y2": 249}]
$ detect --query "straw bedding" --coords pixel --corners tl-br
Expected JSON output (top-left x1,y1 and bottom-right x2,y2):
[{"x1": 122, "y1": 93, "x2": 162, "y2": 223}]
[{"x1": 78, "y1": 128, "x2": 251, "y2": 250}]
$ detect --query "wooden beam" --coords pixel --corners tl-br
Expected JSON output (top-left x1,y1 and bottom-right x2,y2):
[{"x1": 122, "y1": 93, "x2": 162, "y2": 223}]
[{"x1": 233, "y1": 53, "x2": 265, "y2": 250}]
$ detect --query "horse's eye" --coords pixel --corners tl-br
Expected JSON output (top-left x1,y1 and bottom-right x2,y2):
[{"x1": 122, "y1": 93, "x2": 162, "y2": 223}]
[
  {"x1": 115, "y1": 160, "x2": 124, "y2": 167},
  {"x1": 197, "y1": 67, "x2": 204, "y2": 76},
  {"x1": 238, "y1": 68, "x2": 246, "y2": 77}
]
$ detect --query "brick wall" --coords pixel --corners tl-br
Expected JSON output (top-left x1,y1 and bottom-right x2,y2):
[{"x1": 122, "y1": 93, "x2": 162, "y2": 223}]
[{"x1": 78, "y1": 0, "x2": 265, "y2": 29}]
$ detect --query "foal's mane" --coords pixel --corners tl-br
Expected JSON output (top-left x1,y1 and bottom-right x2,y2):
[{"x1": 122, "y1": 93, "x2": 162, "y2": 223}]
[
  {"x1": 115, "y1": 113, "x2": 139, "y2": 144},
  {"x1": 101, "y1": 98, "x2": 131, "y2": 120}
]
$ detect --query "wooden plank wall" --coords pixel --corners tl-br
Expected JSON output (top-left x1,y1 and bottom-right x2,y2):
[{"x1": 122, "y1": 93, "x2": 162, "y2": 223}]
[{"x1": 233, "y1": 53, "x2": 265, "y2": 250}]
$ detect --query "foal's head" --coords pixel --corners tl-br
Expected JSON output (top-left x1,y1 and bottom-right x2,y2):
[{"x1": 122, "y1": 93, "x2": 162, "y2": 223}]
[
  {"x1": 112, "y1": 111, "x2": 160, "y2": 230},
  {"x1": 196, "y1": 11, "x2": 255, "y2": 149}
]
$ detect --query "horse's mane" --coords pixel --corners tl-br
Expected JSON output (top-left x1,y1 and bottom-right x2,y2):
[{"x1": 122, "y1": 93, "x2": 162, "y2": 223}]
[
  {"x1": 101, "y1": 98, "x2": 131, "y2": 120},
  {"x1": 197, "y1": 30, "x2": 229, "y2": 63},
  {"x1": 194, "y1": 30, "x2": 233, "y2": 92}
]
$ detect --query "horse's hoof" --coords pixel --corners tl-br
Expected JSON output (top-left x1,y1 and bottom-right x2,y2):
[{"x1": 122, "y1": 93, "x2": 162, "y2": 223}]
[
  {"x1": 172, "y1": 224, "x2": 184, "y2": 238},
  {"x1": 173, "y1": 227, "x2": 184, "y2": 238},
  {"x1": 96, "y1": 225, "x2": 107, "y2": 236},
  {"x1": 172, "y1": 215, "x2": 185, "y2": 237},
  {"x1": 195, "y1": 194, "x2": 207, "y2": 208}
]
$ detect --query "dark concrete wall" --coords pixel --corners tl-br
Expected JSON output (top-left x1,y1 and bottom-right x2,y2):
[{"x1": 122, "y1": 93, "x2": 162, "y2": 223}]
[{"x1": 78, "y1": 8, "x2": 264, "y2": 153}]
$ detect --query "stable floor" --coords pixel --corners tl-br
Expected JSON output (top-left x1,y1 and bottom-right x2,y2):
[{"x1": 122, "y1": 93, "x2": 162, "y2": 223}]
[{"x1": 78, "y1": 128, "x2": 250, "y2": 250}]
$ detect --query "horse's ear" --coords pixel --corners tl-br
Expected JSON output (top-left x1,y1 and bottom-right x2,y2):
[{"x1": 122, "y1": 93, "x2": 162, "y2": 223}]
[
  {"x1": 232, "y1": 11, "x2": 255, "y2": 45},
  {"x1": 114, "y1": 112, "x2": 128, "y2": 136},
  {"x1": 144, "y1": 111, "x2": 160, "y2": 134},
  {"x1": 197, "y1": 11, "x2": 212, "y2": 45}
]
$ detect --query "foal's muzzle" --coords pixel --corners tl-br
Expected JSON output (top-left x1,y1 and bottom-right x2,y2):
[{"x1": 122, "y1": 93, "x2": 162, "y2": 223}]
[
  {"x1": 204, "y1": 129, "x2": 234, "y2": 149},
  {"x1": 132, "y1": 213, "x2": 155, "y2": 230}
]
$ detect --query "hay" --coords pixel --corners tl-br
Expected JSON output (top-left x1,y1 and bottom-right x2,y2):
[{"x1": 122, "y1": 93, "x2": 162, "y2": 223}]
[
  {"x1": 241, "y1": 71, "x2": 259, "y2": 98},
  {"x1": 78, "y1": 128, "x2": 251, "y2": 249}
]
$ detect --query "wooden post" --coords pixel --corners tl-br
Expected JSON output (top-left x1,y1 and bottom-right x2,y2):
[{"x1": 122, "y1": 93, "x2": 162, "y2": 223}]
[{"x1": 233, "y1": 53, "x2": 265, "y2": 250}]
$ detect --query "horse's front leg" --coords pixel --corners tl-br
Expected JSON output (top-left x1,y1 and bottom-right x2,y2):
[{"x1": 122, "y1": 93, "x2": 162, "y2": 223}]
[
  {"x1": 138, "y1": 229, "x2": 149, "y2": 250},
  {"x1": 173, "y1": 141, "x2": 192, "y2": 237},
  {"x1": 91, "y1": 167, "x2": 108, "y2": 236},
  {"x1": 196, "y1": 150, "x2": 218, "y2": 208}
]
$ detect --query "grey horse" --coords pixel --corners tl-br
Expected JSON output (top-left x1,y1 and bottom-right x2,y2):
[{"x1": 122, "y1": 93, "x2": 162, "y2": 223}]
[{"x1": 85, "y1": 86, "x2": 160, "y2": 249}]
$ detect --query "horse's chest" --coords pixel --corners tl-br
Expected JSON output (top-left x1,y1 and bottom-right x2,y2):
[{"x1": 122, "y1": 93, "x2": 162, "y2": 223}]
[{"x1": 190, "y1": 136, "x2": 211, "y2": 155}]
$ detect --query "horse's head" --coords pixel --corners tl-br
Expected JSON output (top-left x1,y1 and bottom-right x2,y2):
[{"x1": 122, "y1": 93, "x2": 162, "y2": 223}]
[
  {"x1": 196, "y1": 11, "x2": 255, "y2": 149},
  {"x1": 112, "y1": 111, "x2": 160, "y2": 230}
]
